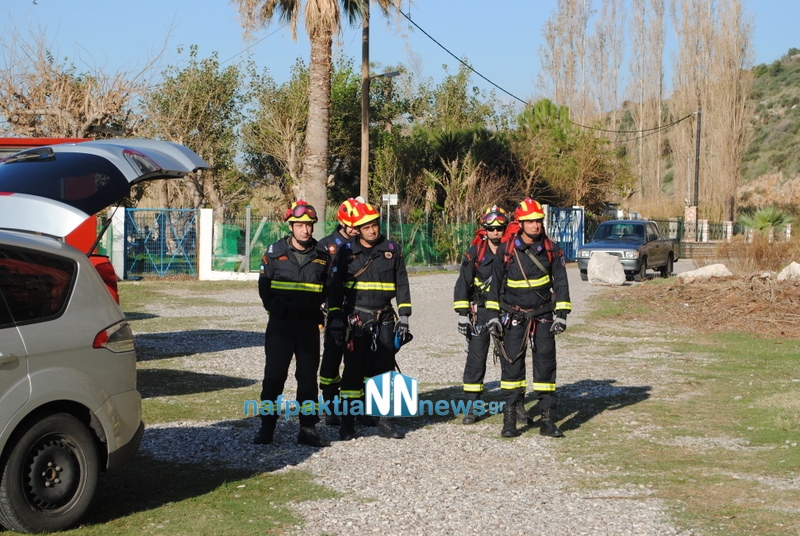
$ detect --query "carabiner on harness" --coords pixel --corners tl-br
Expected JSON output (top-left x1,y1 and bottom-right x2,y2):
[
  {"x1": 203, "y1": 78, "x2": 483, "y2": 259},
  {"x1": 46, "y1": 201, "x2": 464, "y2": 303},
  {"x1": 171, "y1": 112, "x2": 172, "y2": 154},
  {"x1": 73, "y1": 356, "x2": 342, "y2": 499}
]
[{"x1": 369, "y1": 322, "x2": 380, "y2": 352}]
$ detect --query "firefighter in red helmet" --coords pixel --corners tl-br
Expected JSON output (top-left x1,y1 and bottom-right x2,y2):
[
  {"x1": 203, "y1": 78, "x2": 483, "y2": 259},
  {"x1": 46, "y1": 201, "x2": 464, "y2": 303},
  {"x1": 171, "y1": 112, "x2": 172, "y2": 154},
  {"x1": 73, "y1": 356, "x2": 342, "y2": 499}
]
[
  {"x1": 253, "y1": 200, "x2": 332, "y2": 447},
  {"x1": 327, "y1": 199, "x2": 413, "y2": 441},
  {"x1": 492, "y1": 198, "x2": 572, "y2": 438},
  {"x1": 317, "y1": 198, "x2": 362, "y2": 425}
]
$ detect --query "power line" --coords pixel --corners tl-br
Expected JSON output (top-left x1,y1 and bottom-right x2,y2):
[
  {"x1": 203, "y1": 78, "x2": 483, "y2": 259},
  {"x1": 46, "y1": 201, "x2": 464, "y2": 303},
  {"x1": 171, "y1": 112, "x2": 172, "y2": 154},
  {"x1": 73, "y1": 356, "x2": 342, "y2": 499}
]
[
  {"x1": 396, "y1": 6, "x2": 693, "y2": 139},
  {"x1": 395, "y1": 8, "x2": 528, "y2": 105},
  {"x1": 219, "y1": 25, "x2": 287, "y2": 66}
]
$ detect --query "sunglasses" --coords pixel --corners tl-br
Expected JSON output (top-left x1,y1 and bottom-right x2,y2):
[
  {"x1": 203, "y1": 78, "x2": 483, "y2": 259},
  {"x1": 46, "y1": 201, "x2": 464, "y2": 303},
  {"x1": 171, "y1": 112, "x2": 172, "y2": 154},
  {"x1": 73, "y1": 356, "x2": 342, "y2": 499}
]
[{"x1": 486, "y1": 226, "x2": 506, "y2": 232}]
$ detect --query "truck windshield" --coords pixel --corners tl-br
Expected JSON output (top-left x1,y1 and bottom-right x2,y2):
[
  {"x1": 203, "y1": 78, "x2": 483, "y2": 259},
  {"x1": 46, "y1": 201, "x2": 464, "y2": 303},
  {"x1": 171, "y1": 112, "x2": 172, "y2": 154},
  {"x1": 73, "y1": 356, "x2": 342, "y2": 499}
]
[{"x1": 593, "y1": 223, "x2": 644, "y2": 240}]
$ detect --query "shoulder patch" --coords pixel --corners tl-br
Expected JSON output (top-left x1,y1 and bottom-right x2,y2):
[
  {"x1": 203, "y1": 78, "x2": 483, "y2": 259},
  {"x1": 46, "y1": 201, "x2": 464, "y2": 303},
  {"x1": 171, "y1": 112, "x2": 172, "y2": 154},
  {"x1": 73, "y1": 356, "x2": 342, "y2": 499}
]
[
  {"x1": 384, "y1": 251, "x2": 393, "y2": 259},
  {"x1": 464, "y1": 252, "x2": 473, "y2": 262},
  {"x1": 327, "y1": 244, "x2": 338, "y2": 255}
]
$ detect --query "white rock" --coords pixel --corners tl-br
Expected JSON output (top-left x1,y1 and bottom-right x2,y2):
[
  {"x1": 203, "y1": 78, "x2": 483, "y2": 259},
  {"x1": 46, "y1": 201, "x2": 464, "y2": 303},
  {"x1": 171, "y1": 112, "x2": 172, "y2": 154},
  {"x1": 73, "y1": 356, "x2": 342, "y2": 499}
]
[
  {"x1": 777, "y1": 261, "x2": 800, "y2": 281},
  {"x1": 587, "y1": 252, "x2": 626, "y2": 286},
  {"x1": 677, "y1": 263, "x2": 732, "y2": 280}
]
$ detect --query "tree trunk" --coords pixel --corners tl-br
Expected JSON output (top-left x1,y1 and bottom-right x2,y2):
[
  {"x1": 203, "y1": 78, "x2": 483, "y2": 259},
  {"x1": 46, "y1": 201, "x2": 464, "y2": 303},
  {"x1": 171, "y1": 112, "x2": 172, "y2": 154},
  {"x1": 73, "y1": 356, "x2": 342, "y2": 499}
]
[{"x1": 301, "y1": 27, "x2": 333, "y2": 240}]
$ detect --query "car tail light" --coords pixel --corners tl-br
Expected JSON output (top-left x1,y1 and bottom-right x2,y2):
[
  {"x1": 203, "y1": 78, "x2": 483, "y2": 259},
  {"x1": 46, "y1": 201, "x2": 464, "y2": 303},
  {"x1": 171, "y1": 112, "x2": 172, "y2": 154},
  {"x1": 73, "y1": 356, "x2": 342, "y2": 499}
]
[
  {"x1": 93, "y1": 321, "x2": 135, "y2": 353},
  {"x1": 123, "y1": 149, "x2": 162, "y2": 174},
  {"x1": 89, "y1": 254, "x2": 120, "y2": 304}
]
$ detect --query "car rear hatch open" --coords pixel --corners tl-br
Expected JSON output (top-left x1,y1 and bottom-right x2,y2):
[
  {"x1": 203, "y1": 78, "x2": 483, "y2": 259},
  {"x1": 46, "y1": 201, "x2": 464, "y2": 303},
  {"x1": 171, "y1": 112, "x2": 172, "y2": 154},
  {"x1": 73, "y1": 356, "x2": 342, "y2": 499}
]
[{"x1": 0, "y1": 139, "x2": 208, "y2": 239}]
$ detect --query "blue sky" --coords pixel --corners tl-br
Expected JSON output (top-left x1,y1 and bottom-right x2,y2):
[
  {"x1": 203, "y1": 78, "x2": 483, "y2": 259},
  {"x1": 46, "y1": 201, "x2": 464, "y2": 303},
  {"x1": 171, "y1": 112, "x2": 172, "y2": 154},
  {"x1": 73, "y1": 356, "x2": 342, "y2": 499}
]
[{"x1": 2, "y1": 0, "x2": 797, "y2": 108}]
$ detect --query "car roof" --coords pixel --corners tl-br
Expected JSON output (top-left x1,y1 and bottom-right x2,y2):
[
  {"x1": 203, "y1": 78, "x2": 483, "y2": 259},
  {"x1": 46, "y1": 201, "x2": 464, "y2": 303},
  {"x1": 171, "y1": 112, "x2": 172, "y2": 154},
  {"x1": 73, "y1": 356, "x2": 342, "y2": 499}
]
[{"x1": 0, "y1": 139, "x2": 208, "y2": 239}]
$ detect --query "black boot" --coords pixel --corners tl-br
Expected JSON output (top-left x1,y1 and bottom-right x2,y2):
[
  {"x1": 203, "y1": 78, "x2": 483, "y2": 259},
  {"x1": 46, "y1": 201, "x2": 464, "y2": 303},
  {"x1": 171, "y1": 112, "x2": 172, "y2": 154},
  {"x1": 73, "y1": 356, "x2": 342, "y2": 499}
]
[
  {"x1": 297, "y1": 424, "x2": 329, "y2": 447},
  {"x1": 339, "y1": 416, "x2": 356, "y2": 441},
  {"x1": 357, "y1": 414, "x2": 378, "y2": 427},
  {"x1": 515, "y1": 399, "x2": 534, "y2": 425},
  {"x1": 253, "y1": 420, "x2": 276, "y2": 445},
  {"x1": 539, "y1": 409, "x2": 564, "y2": 438},
  {"x1": 377, "y1": 417, "x2": 405, "y2": 439},
  {"x1": 501, "y1": 403, "x2": 517, "y2": 438},
  {"x1": 462, "y1": 407, "x2": 478, "y2": 425}
]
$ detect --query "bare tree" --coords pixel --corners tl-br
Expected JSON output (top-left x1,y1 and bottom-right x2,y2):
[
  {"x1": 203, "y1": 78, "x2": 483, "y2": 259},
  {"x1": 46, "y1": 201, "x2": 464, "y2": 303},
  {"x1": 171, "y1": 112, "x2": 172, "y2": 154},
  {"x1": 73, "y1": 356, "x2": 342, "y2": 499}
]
[
  {"x1": 588, "y1": 0, "x2": 625, "y2": 126},
  {"x1": 0, "y1": 30, "x2": 157, "y2": 138},
  {"x1": 669, "y1": 0, "x2": 754, "y2": 220}
]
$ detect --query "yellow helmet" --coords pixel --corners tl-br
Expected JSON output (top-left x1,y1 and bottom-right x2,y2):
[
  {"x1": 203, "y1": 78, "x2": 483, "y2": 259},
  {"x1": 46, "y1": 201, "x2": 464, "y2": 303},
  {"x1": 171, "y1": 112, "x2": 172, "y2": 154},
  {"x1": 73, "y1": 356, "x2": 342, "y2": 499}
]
[{"x1": 284, "y1": 200, "x2": 318, "y2": 223}]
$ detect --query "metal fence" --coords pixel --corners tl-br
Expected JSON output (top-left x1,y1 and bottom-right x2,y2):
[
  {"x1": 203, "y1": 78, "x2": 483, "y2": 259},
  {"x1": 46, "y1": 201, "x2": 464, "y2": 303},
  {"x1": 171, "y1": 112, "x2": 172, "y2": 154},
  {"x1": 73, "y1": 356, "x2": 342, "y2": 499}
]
[
  {"x1": 114, "y1": 207, "x2": 759, "y2": 278},
  {"x1": 124, "y1": 209, "x2": 198, "y2": 279}
]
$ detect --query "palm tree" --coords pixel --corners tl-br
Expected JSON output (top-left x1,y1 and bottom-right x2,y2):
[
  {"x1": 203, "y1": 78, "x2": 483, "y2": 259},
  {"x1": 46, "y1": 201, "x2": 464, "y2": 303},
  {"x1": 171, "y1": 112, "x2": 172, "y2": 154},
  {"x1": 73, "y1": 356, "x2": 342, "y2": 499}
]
[{"x1": 233, "y1": 0, "x2": 399, "y2": 233}]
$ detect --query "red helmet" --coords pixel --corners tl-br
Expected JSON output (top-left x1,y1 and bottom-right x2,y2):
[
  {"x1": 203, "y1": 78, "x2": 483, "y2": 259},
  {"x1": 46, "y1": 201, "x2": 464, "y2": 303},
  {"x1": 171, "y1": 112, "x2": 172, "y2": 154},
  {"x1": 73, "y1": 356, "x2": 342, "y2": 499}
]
[
  {"x1": 284, "y1": 200, "x2": 318, "y2": 223},
  {"x1": 514, "y1": 198, "x2": 545, "y2": 221},
  {"x1": 480, "y1": 205, "x2": 509, "y2": 229},
  {"x1": 337, "y1": 198, "x2": 359, "y2": 227},
  {"x1": 349, "y1": 200, "x2": 380, "y2": 227}
]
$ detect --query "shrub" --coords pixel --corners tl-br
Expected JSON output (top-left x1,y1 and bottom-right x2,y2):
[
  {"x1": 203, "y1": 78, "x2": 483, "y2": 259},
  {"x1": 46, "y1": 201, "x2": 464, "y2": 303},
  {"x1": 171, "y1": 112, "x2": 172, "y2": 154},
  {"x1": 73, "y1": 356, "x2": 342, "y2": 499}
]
[{"x1": 714, "y1": 234, "x2": 800, "y2": 274}]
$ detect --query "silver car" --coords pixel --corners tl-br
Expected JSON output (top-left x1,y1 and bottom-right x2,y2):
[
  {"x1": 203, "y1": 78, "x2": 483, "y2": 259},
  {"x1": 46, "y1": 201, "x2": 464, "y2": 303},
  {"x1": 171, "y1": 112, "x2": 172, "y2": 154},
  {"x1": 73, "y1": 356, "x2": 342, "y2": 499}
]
[{"x1": 0, "y1": 139, "x2": 207, "y2": 533}]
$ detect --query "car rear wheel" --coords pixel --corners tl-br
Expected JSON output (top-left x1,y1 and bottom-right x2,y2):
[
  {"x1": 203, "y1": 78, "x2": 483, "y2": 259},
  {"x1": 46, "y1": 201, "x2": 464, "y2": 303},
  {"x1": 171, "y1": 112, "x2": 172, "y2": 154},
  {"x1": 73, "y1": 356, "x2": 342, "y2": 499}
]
[
  {"x1": 633, "y1": 258, "x2": 647, "y2": 282},
  {"x1": 660, "y1": 254, "x2": 674, "y2": 278},
  {"x1": 0, "y1": 413, "x2": 100, "y2": 534}
]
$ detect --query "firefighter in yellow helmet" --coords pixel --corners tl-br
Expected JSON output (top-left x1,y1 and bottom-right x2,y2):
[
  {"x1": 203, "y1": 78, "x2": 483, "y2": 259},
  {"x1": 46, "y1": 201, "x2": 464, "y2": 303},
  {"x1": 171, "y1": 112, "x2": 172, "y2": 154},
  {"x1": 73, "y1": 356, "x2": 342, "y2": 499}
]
[
  {"x1": 492, "y1": 198, "x2": 572, "y2": 438},
  {"x1": 327, "y1": 199, "x2": 413, "y2": 441},
  {"x1": 317, "y1": 198, "x2": 362, "y2": 425},
  {"x1": 253, "y1": 200, "x2": 332, "y2": 447}
]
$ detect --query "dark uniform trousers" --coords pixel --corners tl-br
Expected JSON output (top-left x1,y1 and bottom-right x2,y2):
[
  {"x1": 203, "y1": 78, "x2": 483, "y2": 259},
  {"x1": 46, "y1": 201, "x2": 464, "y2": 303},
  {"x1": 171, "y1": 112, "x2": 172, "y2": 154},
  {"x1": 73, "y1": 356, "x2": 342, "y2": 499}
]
[
  {"x1": 462, "y1": 306, "x2": 495, "y2": 400},
  {"x1": 317, "y1": 232, "x2": 347, "y2": 398},
  {"x1": 339, "y1": 310, "x2": 396, "y2": 402},
  {"x1": 319, "y1": 328, "x2": 344, "y2": 398},
  {"x1": 260, "y1": 313, "x2": 321, "y2": 427},
  {"x1": 500, "y1": 315, "x2": 557, "y2": 411}
]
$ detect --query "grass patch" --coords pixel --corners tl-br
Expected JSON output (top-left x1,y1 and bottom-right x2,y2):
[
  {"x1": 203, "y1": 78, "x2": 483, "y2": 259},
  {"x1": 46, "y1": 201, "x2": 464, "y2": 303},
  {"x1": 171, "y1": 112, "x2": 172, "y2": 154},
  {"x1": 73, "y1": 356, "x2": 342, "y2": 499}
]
[
  {"x1": 559, "y1": 305, "x2": 800, "y2": 535},
  {"x1": 68, "y1": 458, "x2": 337, "y2": 535}
]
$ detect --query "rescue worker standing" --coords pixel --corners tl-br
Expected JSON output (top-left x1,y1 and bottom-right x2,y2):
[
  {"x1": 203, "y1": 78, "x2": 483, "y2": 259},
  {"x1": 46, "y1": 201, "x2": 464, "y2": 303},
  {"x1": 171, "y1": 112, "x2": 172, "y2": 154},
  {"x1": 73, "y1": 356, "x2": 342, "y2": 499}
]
[
  {"x1": 254, "y1": 200, "x2": 331, "y2": 447},
  {"x1": 494, "y1": 198, "x2": 571, "y2": 438},
  {"x1": 327, "y1": 200, "x2": 412, "y2": 441},
  {"x1": 317, "y1": 198, "x2": 361, "y2": 425},
  {"x1": 453, "y1": 206, "x2": 507, "y2": 424}
]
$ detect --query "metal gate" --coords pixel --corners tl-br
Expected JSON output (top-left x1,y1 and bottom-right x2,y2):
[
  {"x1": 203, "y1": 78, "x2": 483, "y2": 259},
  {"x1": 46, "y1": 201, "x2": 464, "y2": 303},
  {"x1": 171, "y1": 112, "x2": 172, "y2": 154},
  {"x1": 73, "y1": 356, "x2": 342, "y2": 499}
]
[
  {"x1": 546, "y1": 207, "x2": 585, "y2": 261},
  {"x1": 124, "y1": 209, "x2": 198, "y2": 278}
]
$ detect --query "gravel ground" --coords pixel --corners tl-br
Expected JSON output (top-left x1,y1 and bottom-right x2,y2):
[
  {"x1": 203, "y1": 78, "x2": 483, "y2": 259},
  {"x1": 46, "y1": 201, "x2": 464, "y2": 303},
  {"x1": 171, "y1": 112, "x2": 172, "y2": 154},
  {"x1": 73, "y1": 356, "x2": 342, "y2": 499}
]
[{"x1": 136, "y1": 261, "x2": 698, "y2": 536}]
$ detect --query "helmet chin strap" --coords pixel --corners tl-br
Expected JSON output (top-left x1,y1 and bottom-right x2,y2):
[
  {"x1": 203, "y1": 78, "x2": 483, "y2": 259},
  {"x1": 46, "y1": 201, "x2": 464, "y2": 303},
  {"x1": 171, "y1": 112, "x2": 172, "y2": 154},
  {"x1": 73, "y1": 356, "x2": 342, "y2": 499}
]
[
  {"x1": 523, "y1": 229, "x2": 542, "y2": 242},
  {"x1": 488, "y1": 236, "x2": 502, "y2": 245},
  {"x1": 294, "y1": 236, "x2": 314, "y2": 249}
]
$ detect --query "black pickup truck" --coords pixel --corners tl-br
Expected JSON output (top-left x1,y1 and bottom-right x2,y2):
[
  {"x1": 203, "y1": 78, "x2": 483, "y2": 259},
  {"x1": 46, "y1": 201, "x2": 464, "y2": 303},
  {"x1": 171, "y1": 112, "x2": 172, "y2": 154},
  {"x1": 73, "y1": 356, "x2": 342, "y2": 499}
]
[{"x1": 576, "y1": 220, "x2": 679, "y2": 281}]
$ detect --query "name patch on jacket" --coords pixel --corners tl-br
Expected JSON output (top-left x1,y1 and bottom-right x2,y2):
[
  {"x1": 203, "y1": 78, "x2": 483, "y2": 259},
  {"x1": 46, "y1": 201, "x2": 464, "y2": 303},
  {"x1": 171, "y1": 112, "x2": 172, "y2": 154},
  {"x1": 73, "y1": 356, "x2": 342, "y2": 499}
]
[
  {"x1": 313, "y1": 258, "x2": 328, "y2": 266},
  {"x1": 384, "y1": 251, "x2": 393, "y2": 259},
  {"x1": 278, "y1": 255, "x2": 289, "y2": 261}
]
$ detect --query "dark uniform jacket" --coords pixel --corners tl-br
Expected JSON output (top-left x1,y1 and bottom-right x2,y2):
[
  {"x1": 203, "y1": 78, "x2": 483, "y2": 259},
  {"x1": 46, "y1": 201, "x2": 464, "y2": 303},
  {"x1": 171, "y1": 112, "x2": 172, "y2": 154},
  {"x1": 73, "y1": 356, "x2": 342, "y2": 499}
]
[
  {"x1": 317, "y1": 227, "x2": 349, "y2": 259},
  {"x1": 493, "y1": 234, "x2": 572, "y2": 315},
  {"x1": 329, "y1": 235, "x2": 412, "y2": 318},
  {"x1": 453, "y1": 240, "x2": 500, "y2": 315},
  {"x1": 258, "y1": 236, "x2": 331, "y2": 320}
]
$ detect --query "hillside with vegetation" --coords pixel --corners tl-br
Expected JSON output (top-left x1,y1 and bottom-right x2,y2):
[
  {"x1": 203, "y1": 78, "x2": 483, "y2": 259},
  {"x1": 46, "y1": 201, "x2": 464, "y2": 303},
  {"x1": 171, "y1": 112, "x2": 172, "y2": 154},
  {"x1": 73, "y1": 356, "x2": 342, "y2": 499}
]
[{"x1": 739, "y1": 48, "x2": 800, "y2": 214}]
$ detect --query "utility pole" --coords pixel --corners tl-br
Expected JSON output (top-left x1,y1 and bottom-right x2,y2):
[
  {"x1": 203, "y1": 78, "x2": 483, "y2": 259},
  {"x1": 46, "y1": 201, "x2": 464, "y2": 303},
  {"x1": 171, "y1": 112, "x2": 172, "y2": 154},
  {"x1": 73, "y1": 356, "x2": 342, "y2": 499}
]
[
  {"x1": 359, "y1": 3, "x2": 370, "y2": 202},
  {"x1": 693, "y1": 108, "x2": 702, "y2": 210}
]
